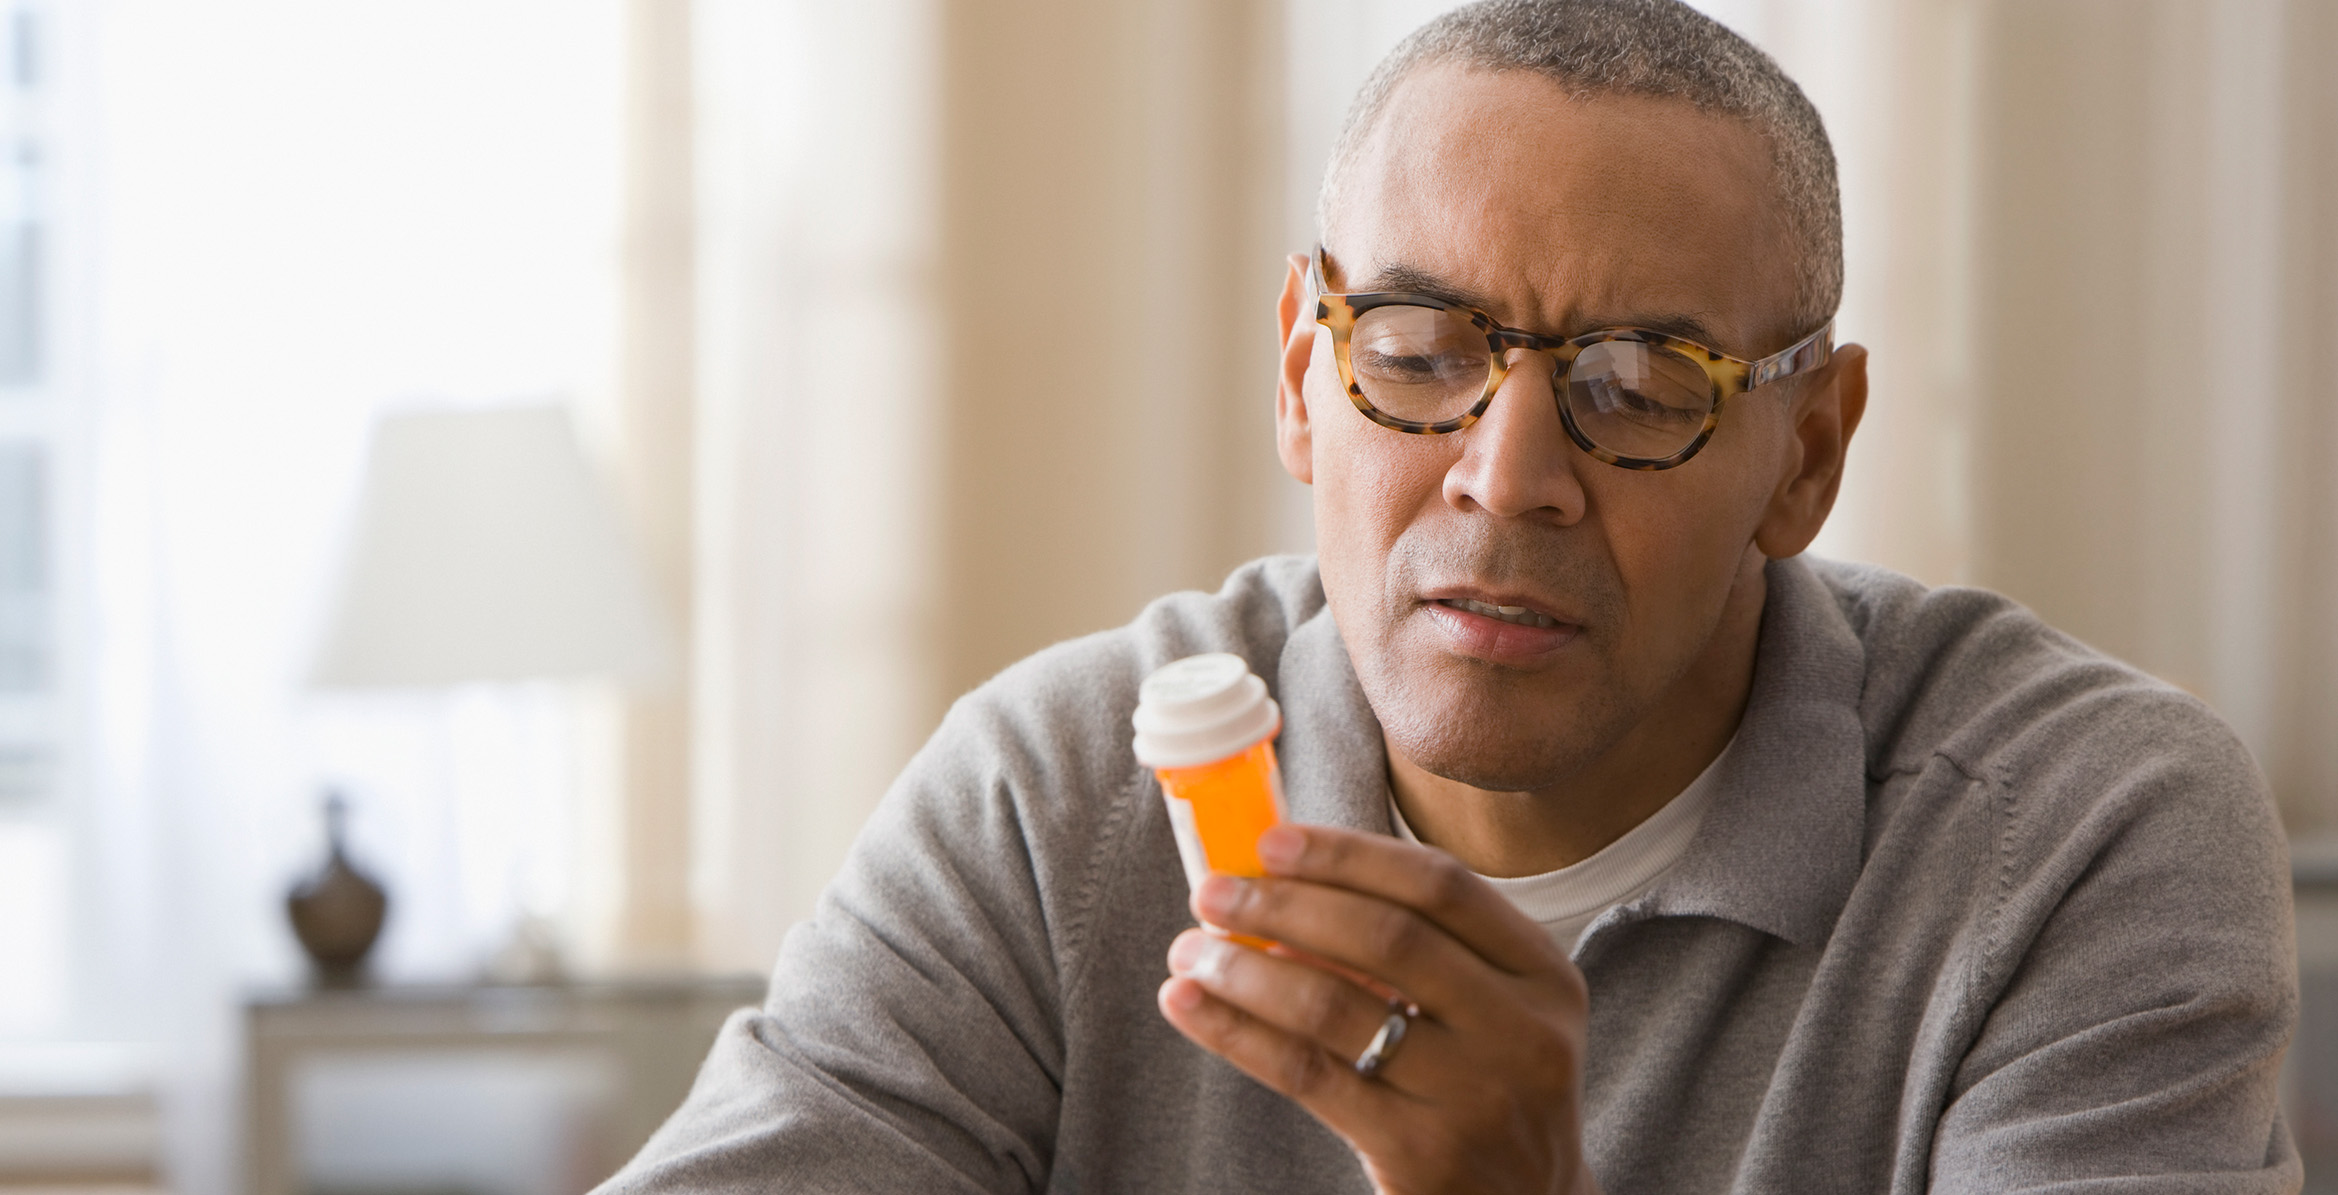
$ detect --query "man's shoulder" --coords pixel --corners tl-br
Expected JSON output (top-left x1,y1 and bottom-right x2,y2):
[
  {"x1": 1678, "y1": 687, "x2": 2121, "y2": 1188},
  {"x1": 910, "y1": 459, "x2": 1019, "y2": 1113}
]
[
  {"x1": 939, "y1": 554, "x2": 1327, "y2": 783},
  {"x1": 1801, "y1": 555, "x2": 2265, "y2": 822},
  {"x1": 1000, "y1": 553, "x2": 1324, "y2": 685}
]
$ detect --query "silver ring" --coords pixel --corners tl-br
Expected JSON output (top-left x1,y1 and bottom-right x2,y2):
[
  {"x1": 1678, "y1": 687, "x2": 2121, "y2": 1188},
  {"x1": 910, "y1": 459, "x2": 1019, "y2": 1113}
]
[{"x1": 1354, "y1": 1002, "x2": 1415, "y2": 1079}]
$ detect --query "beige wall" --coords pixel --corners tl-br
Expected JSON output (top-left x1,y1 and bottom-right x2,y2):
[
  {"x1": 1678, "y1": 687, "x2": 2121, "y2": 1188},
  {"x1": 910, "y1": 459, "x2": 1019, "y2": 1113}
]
[
  {"x1": 1794, "y1": 0, "x2": 2337, "y2": 826},
  {"x1": 1947, "y1": 0, "x2": 2336, "y2": 827},
  {"x1": 934, "y1": 0, "x2": 1294, "y2": 699},
  {"x1": 1805, "y1": 0, "x2": 1979, "y2": 588},
  {"x1": 1967, "y1": 0, "x2": 2221, "y2": 692},
  {"x1": 2266, "y1": 0, "x2": 2338, "y2": 831}
]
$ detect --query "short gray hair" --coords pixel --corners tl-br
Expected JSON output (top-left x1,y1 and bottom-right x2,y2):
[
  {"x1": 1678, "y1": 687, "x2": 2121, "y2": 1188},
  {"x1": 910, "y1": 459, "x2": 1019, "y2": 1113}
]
[{"x1": 1319, "y1": 0, "x2": 1842, "y2": 335}]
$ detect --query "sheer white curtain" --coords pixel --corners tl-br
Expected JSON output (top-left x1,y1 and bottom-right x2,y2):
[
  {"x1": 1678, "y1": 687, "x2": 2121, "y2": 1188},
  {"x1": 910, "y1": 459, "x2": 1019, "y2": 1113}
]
[
  {"x1": 688, "y1": 0, "x2": 945, "y2": 971},
  {"x1": 686, "y1": 0, "x2": 1296, "y2": 971},
  {"x1": 73, "y1": 3, "x2": 624, "y2": 1192}
]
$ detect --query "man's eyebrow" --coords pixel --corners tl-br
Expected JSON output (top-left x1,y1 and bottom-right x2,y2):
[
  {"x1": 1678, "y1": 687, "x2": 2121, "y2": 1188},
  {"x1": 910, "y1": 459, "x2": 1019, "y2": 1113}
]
[
  {"x1": 1605, "y1": 311, "x2": 1727, "y2": 348},
  {"x1": 1356, "y1": 262, "x2": 1501, "y2": 311},
  {"x1": 1353, "y1": 260, "x2": 1728, "y2": 349}
]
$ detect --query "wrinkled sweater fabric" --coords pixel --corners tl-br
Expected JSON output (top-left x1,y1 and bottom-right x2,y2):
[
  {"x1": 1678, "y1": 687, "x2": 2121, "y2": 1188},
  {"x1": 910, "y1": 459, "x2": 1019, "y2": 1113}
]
[{"x1": 600, "y1": 554, "x2": 2299, "y2": 1194}]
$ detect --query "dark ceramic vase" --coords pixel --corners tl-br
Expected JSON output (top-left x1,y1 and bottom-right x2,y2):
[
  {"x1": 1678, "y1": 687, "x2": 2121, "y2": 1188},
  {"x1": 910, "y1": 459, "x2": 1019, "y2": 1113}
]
[{"x1": 286, "y1": 792, "x2": 388, "y2": 986}]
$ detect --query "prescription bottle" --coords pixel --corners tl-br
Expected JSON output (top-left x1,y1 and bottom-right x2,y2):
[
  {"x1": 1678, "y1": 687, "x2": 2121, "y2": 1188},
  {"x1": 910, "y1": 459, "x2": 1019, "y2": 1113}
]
[{"x1": 1133, "y1": 653, "x2": 1286, "y2": 893}]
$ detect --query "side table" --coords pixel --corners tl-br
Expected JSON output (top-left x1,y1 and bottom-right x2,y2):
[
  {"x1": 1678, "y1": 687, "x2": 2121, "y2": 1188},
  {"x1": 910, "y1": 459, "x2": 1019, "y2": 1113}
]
[{"x1": 244, "y1": 976, "x2": 763, "y2": 1195}]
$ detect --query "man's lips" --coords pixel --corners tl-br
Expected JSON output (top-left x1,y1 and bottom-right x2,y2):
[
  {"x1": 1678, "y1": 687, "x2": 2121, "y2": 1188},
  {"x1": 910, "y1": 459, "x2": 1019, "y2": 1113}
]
[
  {"x1": 1440, "y1": 596, "x2": 1562, "y2": 629},
  {"x1": 1418, "y1": 585, "x2": 1577, "y2": 625},
  {"x1": 1417, "y1": 590, "x2": 1582, "y2": 663}
]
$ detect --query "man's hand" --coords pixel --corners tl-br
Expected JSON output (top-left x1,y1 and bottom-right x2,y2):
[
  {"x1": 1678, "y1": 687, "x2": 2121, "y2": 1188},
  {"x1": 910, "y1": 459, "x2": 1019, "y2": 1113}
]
[{"x1": 1157, "y1": 823, "x2": 1601, "y2": 1195}]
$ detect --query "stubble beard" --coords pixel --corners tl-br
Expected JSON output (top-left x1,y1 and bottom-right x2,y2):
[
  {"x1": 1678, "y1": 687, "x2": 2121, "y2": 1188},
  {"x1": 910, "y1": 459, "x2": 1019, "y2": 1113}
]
[{"x1": 1347, "y1": 518, "x2": 1644, "y2": 794}]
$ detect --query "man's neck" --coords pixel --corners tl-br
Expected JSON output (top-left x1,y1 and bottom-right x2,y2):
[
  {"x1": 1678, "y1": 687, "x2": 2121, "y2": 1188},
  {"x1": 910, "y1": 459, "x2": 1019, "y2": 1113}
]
[{"x1": 1388, "y1": 552, "x2": 1768, "y2": 879}]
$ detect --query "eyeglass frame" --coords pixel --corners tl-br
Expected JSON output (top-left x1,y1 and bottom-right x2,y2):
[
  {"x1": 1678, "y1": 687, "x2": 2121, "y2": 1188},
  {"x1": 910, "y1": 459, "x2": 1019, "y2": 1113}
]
[{"x1": 1307, "y1": 246, "x2": 1834, "y2": 471}]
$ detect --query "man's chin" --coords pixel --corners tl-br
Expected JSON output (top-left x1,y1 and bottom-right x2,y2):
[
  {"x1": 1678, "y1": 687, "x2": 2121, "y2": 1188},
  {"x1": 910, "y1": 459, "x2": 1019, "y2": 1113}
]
[
  {"x1": 1353, "y1": 625, "x2": 1638, "y2": 789},
  {"x1": 1385, "y1": 727, "x2": 1604, "y2": 794},
  {"x1": 1373, "y1": 686, "x2": 1623, "y2": 794}
]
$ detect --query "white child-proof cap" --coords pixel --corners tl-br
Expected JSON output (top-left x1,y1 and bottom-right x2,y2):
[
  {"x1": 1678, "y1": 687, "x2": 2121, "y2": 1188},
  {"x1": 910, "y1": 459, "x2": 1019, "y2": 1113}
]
[{"x1": 1132, "y1": 653, "x2": 1282, "y2": 769}]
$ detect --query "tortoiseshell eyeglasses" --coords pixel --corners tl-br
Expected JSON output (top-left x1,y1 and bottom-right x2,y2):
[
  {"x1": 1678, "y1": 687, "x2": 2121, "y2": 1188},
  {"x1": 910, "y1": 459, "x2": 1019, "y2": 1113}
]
[{"x1": 1309, "y1": 247, "x2": 1833, "y2": 471}]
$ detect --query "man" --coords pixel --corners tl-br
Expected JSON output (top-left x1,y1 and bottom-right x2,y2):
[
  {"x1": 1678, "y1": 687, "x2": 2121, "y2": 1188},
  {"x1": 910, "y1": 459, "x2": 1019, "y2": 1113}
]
[{"x1": 603, "y1": 0, "x2": 2298, "y2": 1190}]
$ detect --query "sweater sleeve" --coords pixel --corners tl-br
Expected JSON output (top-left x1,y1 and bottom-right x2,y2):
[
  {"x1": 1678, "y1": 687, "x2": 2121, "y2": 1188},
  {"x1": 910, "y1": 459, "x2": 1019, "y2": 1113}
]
[
  {"x1": 593, "y1": 687, "x2": 1121, "y2": 1194},
  {"x1": 1927, "y1": 695, "x2": 2301, "y2": 1192},
  {"x1": 591, "y1": 558, "x2": 1320, "y2": 1194}
]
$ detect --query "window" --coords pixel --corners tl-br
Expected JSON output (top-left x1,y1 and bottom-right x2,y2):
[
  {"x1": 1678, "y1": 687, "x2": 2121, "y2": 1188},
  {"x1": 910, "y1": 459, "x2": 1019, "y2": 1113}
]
[{"x1": 0, "y1": 0, "x2": 74, "y2": 1041}]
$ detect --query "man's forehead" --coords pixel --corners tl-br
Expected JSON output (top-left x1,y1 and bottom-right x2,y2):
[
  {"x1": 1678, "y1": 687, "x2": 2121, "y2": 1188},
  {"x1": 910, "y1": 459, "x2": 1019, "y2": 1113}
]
[{"x1": 1326, "y1": 65, "x2": 1801, "y2": 350}]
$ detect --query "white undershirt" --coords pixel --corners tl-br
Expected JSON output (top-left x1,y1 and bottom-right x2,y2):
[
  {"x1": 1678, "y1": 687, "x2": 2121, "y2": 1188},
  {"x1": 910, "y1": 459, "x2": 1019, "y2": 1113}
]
[{"x1": 1389, "y1": 739, "x2": 1732, "y2": 951}]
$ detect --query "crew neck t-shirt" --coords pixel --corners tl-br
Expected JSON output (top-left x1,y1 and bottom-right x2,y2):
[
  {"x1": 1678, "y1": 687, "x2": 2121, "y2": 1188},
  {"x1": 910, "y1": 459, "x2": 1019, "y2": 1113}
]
[{"x1": 1388, "y1": 740, "x2": 1732, "y2": 951}]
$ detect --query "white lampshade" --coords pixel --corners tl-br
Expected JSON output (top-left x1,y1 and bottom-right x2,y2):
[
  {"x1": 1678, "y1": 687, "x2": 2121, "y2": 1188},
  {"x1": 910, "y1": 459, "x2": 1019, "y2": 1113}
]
[{"x1": 308, "y1": 405, "x2": 673, "y2": 688}]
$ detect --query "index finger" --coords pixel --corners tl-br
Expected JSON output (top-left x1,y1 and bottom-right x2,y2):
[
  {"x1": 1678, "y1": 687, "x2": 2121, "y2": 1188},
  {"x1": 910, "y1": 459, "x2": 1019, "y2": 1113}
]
[{"x1": 1256, "y1": 823, "x2": 1566, "y2": 979}]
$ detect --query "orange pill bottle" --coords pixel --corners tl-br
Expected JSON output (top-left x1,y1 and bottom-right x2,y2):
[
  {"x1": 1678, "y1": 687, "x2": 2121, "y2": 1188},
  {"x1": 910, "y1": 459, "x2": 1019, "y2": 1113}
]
[{"x1": 1133, "y1": 653, "x2": 1286, "y2": 897}]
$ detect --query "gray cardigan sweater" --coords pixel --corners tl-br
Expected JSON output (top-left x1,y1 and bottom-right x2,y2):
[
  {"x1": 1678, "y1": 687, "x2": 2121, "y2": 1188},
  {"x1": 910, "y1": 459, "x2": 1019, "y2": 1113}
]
[{"x1": 601, "y1": 555, "x2": 2299, "y2": 1193}]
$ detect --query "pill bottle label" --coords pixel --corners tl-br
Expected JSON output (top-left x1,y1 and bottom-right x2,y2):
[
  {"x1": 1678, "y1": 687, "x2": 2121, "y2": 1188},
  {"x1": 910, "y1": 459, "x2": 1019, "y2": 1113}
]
[{"x1": 1153, "y1": 738, "x2": 1286, "y2": 883}]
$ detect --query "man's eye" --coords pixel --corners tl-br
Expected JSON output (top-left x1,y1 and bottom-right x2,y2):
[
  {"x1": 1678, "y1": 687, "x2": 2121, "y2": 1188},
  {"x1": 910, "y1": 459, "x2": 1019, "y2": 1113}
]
[
  {"x1": 1619, "y1": 388, "x2": 1701, "y2": 423},
  {"x1": 1353, "y1": 347, "x2": 1475, "y2": 385},
  {"x1": 1579, "y1": 376, "x2": 1705, "y2": 425}
]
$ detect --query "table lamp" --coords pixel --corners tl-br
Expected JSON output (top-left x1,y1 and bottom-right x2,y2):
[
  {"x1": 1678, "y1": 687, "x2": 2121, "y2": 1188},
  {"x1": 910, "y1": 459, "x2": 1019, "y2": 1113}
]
[
  {"x1": 309, "y1": 404, "x2": 670, "y2": 689},
  {"x1": 302, "y1": 403, "x2": 673, "y2": 982}
]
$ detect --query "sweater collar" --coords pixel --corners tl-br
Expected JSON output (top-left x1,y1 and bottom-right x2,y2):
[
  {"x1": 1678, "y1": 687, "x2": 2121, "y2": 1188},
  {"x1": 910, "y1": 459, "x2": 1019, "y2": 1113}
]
[
  {"x1": 1622, "y1": 555, "x2": 1869, "y2": 950},
  {"x1": 1273, "y1": 603, "x2": 1394, "y2": 836},
  {"x1": 1273, "y1": 554, "x2": 1869, "y2": 951}
]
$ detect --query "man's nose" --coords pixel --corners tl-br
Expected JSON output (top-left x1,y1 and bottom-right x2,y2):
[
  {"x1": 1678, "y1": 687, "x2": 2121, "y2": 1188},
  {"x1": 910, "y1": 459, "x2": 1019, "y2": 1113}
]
[{"x1": 1441, "y1": 350, "x2": 1589, "y2": 522}]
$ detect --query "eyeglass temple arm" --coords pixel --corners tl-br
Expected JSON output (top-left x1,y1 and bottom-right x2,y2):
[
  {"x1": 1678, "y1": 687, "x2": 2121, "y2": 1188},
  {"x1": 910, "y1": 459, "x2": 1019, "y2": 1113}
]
[{"x1": 1748, "y1": 321, "x2": 1833, "y2": 389}]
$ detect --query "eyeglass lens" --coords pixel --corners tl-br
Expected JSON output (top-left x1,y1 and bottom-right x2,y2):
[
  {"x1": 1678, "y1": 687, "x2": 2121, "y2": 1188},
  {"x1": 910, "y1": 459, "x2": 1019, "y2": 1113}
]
[{"x1": 1348, "y1": 304, "x2": 1717, "y2": 459}]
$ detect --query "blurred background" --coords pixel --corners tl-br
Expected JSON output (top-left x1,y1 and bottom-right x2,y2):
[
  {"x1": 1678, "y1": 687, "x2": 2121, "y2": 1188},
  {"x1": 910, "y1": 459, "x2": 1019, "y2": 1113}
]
[{"x1": 0, "y1": 0, "x2": 2335, "y2": 1191}]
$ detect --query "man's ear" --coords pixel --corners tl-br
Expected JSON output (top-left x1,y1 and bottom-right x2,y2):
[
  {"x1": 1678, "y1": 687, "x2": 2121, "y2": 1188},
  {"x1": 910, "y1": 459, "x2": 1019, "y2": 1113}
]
[
  {"x1": 1753, "y1": 343, "x2": 1868, "y2": 558},
  {"x1": 1275, "y1": 252, "x2": 1316, "y2": 486}
]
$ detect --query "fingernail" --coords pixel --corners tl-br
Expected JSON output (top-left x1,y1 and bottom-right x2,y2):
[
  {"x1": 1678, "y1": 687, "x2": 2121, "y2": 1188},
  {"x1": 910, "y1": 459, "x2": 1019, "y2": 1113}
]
[
  {"x1": 1187, "y1": 936, "x2": 1233, "y2": 985},
  {"x1": 1257, "y1": 825, "x2": 1304, "y2": 871},
  {"x1": 1169, "y1": 931, "x2": 1233, "y2": 985},
  {"x1": 1159, "y1": 978, "x2": 1202, "y2": 1013},
  {"x1": 1167, "y1": 930, "x2": 1208, "y2": 974},
  {"x1": 1195, "y1": 875, "x2": 1247, "y2": 920}
]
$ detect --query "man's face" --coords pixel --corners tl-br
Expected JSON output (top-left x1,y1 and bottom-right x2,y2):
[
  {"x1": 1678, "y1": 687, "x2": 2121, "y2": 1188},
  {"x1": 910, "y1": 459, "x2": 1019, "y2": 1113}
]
[{"x1": 1282, "y1": 65, "x2": 1823, "y2": 793}]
